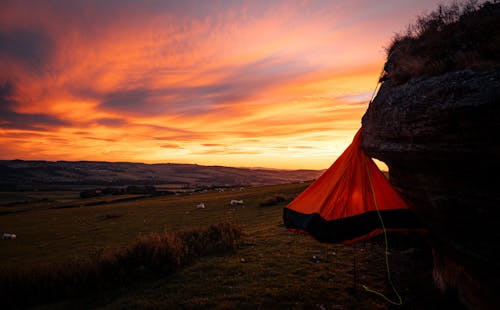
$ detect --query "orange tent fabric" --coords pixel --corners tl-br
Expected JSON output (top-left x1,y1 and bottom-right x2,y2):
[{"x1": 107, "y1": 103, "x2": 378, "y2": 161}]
[{"x1": 283, "y1": 129, "x2": 425, "y2": 244}]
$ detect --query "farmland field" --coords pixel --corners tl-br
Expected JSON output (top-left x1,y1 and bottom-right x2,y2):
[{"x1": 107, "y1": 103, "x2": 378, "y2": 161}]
[{"x1": 0, "y1": 183, "x2": 461, "y2": 309}]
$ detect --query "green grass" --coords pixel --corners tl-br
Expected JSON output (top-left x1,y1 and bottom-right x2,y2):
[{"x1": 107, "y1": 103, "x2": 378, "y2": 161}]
[{"x1": 0, "y1": 183, "x2": 458, "y2": 309}]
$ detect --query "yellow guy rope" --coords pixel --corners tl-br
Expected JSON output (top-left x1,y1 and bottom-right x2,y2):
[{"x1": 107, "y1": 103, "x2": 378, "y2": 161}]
[{"x1": 362, "y1": 155, "x2": 403, "y2": 306}]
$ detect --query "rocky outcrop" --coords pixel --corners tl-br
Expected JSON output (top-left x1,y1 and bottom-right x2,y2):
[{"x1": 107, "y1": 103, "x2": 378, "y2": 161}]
[{"x1": 361, "y1": 68, "x2": 500, "y2": 309}]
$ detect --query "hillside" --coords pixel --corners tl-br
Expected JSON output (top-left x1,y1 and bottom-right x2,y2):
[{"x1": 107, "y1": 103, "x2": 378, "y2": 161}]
[
  {"x1": 0, "y1": 183, "x2": 452, "y2": 309},
  {"x1": 0, "y1": 160, "x2": 323, "y2": 190}
]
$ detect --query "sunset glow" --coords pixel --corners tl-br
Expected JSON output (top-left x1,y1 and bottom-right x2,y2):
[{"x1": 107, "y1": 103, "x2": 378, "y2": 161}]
[{"x1": 1, "y1": 0, "x2": 442, "y2": 169}]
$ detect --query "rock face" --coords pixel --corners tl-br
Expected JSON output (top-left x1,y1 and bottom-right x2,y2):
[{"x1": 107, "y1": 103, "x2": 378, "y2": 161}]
[{"x1": 361, "y1": 68, "x2": 500, "y2": 309}]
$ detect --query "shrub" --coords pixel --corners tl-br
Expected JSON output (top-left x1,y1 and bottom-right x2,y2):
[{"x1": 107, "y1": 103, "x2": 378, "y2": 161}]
[
  {"x1": 0, "y1": 222, "x2": 241, "y2": 308},
  {"x1": 260, "y1": 194, "x2": 288, "y2": 207},
  {"x1": 383, "y1": 1, "x2": 500, "y2": 85},
  {"x1": 102, "y1": 213, "x2": 122, "y2": 220},
  {"x1": 126, "y1": 185, "x2": 157, "y2": 195},
  {"x1": 102, "y1": 187, "x2": 126, "y2": 195},
  {"x1": 79, "y1": 189, "x2": 101, "y2": 199}
]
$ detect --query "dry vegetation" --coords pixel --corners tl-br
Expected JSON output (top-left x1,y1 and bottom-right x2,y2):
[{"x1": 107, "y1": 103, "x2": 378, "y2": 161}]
[
  {"x1": 0, "y1": 223, "x2": 241, "y2": 308},
  {"x1": 383, "y1": 0, "x2": 500, "y2": 85}
]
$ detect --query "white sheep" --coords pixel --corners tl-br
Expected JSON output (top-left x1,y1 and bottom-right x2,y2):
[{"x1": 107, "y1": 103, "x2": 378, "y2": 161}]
[{"x1": 2, "y1": 233, "x2": 16, "y2": 240}]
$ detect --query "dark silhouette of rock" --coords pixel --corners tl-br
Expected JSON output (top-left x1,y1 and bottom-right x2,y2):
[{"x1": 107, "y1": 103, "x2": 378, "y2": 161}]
[{"x1": 362, "y1": 68, "x2": 500, "y2": 309}]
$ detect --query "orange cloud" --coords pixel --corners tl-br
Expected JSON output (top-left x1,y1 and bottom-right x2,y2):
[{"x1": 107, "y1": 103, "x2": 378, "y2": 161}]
[{"x1": 0, "y1": 0, "x2": 443, "y2": 169}]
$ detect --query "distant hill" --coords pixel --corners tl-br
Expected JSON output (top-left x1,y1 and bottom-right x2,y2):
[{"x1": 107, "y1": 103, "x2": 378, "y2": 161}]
[{"x1": 0, "y1": 160, "x2": 324, "y2": 190}]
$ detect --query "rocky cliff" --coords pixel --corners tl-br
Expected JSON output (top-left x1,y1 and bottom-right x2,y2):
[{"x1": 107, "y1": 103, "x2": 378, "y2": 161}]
[{"x1": 361, "y1": 68, "x2": 500, "y2": 309}]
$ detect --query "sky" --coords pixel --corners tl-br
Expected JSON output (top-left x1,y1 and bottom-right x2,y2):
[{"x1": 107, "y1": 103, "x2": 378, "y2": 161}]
[{"x1": 0, "y1": 0, "x2": 443, "y2": 170}]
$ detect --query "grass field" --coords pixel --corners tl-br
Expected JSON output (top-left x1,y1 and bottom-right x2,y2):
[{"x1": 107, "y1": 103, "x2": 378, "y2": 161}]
[{"x1": 0, "y1": 183, "x2": 461, "y2": 309}]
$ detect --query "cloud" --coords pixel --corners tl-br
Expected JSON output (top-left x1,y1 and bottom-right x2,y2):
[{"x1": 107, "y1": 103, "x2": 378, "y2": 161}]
[
  {"x1": 151, "y1": 128, "x2": 209, "y2": 142},
  {"x1": 0, "y1": 28, "x2": 54, "y2": 71},
  {"x1": 0, "y1": 112, "x2": 69, "y2": 130},
  {"x1": 152, "y1": 133, "x2": 209, "y2": 142},
  {"x1": 0, "y1": 0, "x2": 445, "y2": 168},
  {"x1": 84, "y1": 136, "x2": 119, "y2": 142},
  {"x1": 293, "y1": 146, "x2": 315, "y2": 149},
  {"x1": 192, "y1": 148, "x2": 262, "y2": 155},
  {"x1": 97, "y1": 55, "x2": 316, "y2": 116},
  {"x1": 201, "y1": 143, "x2": 225, "y2": 147},
  {"x1": 0, "y1": 131, "x2": 52, "y2": 139},
  {"x1": 95, "y1": 117, "x2": 128, "y2": 127},
  {"x1": 0, "y1": 80, "x2": 69, "y2": 130},
  {"x1": 0, "y1": 80, "x2": 16, "y2": 110},
  {"x1": 161, "y1": 143, "x2": 183, "y2": 149},
  {"x1": 336, "y1": 91, "x2": 375, "y2": 104}
]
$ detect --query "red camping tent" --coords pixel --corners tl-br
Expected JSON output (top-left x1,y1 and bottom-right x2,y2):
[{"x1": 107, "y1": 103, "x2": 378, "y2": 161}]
[{"x1": 283, "y1": 129, "x2": 426, "y2": 244}]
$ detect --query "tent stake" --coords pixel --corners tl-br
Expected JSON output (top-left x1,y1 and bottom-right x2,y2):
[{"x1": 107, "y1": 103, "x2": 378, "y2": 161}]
[{"x1": 352, "y1": 244, "x2": 358, "y2": 295}]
